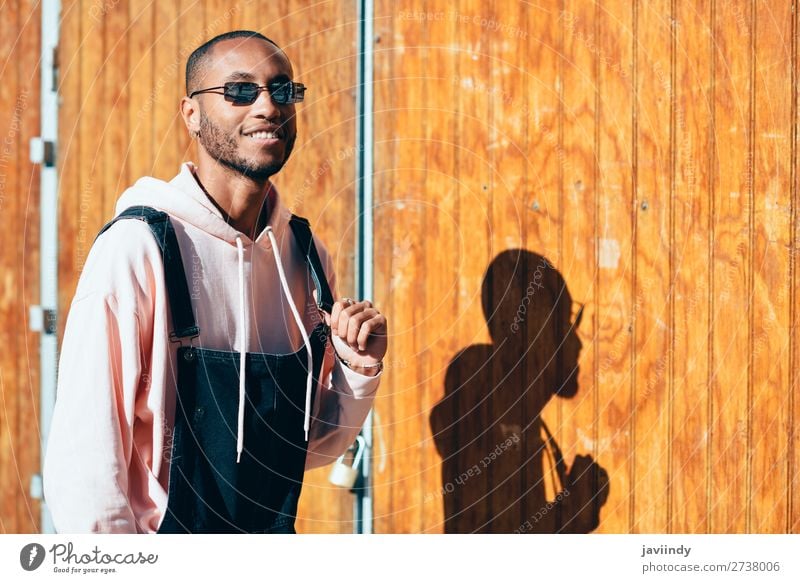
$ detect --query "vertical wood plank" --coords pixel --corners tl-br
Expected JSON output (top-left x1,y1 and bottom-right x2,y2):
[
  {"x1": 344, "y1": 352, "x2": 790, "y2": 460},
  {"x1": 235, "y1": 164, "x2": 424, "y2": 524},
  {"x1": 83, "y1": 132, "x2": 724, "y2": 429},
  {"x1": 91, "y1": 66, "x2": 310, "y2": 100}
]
[
  {"x1": 16, "y1": 0, "x2": 42, "y2": 533},
  {"x1": 0, "y1": 0, "x2": 43, "y2": 533},
  {"x1": 670, "y1": 0, "x2": 712, "y2": 533},
  {"x1": 710, "y1": 0, "x2": 752, "y2": 533},
  {"x1": 595, "y1": 0, "x2": 634, "y2": 534},
  {"x1": 791, "y1": 0, "x2": 800, "y2": 535},
  {"x1": 522, "y1": 3, "x2": 560, "y2": 264},
  {"x1": 152, "y1": 0, "x2": 180, "y2": 179},
  {"x1": 236, "y1": 0, "x2": 258, "y2": 30},
  {"x1": 78, "y1": 0, "x2": 106, "y2": 269},
  {"x1": 56, "y1": 0, "x2": 81, "y2": 346},
  {"x1": 558, "y1": 0, "x2": 600, "y2": 533},
  {"x1": 485, "y1": 0, "x2": 529, "y2": 533},
  {"x1": 418, "y1": 1, "x2": 458, "y2": 533},
  {"x1": 446, "y1": 0, "x2": 493, "y2": 533},
  {"x1": 520, "y1": 0, "x2": 563, "y2": 536},
  {"x1": 176, "y1": 0, "x2": 205, "y2": 166},
  {"x1": 632, "y1": 0, "x2": 672, "y2": 533},
  {"x1": 102, "y1": 0, "x2": 129, "y2": 217},
  {"x1": 381, "y1": 0, "x2": 427, "y2": 534},
  {"x1": 750, "y1": 0, "x2": 793, "y2": 533},
  {"x1": 0, "y1": 0, "x2": 21, "y2": 534},
  {"x1": 128, "y1": 0, "x2": 154, "y2": 181},
  {"x1": 372, "y1": 0, "x2": 397, "y2": 534}
]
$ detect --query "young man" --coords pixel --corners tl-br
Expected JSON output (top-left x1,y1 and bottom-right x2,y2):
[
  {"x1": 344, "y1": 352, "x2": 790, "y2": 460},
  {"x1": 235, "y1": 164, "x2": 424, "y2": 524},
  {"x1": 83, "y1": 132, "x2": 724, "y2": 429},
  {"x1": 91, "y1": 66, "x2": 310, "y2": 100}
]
[{"x1": 43, "y1": 31, "x2": 387, "y2": 533}]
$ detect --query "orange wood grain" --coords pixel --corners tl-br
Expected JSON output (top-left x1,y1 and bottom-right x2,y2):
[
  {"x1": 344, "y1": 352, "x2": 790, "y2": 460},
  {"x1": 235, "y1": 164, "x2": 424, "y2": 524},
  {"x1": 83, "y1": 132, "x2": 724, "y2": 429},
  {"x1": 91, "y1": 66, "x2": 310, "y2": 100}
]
[
  {"x1": 128, "y1": 0, "x2": 155, "y2": 181},
  {"x1": 792, "y1": 0, "x2": 800, "y2": 534},
  {"x1": 440, "y1": 0, "x2": 495, "y2": 533},
  {"x1": 750, "y1": 0, "x2": 793, "y2": 533},
  {"x1": 521, "y1": 0, "x2": 563, "y2": 535},
  {"x1": 377, "y1": 0, "x2": 428, "y2": 534},
  {"x1": 152, "y1": 0, "x2": 180, "y2": 181},
  {"x1": 484, "y1": 0, "x2": 530, "y2": 533},
  {"x1": 4, "y1": 0, "x2": 799, "y2": 535},
  {"x1": 371, "y1": 0, "x2": 399, "y2": 534},
  {"x1": 670, "y1": 0, "x2": 713, "y2": 534},
  {"x1": 0, "y1": 0, "x2": 42, "y2": 533},
  {"x1": 0, "y1": 0, "x2": 21, "y2": 533},
  {"x1": 709, "y1": 0, "x2": 752, "y2": 533},
  {"x1": 594, "y1": 0, "x2": 635, "y2": 534},
  {"x1": 17, "y1": 0, "x2": 43, "y2": 534},
  {"x1": 557, "y1": 0, "x2": 602, "y2": 533},
  {"x1": 102, "y1": 0, "x2": 129, "y2": 219},
  {"x1": 371, "y1": 0, "x2": 799, "y2": 535},
  {"x1": 78, "y1": 0, "x2": 106, "y2": 270},
  {"x1": 56, "y1": 0, "x2": 80, "y2": 348},
  {"x1": 419, "y1": 0, "x2": 459, "y2": 533},
  {"x1": 632, "y1": 0, "x2": 673, "y2": 533}
]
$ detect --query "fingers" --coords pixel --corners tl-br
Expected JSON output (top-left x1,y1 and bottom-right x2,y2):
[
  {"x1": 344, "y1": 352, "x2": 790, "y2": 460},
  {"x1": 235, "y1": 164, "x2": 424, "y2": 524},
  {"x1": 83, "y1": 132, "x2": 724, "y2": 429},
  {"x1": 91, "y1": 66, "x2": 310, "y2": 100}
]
[
  {"x1": 330, "y1": 298, "x2": 357, "y2": 333},
  {"x1": 357, "y1": 314, "x2": 387, "y2": 351},
  {"x1": 330, "y1": 298, "x2": 381, "y2": 351},
  {"x1": 338, "y1": 304, "x2": 371, "y2": 339},
  {"x1": 345, "y1": 309, "x2": 377, "y2": 350},
  {"x1": 328, "y1": 297, "x2": 342, "y2": 329}
]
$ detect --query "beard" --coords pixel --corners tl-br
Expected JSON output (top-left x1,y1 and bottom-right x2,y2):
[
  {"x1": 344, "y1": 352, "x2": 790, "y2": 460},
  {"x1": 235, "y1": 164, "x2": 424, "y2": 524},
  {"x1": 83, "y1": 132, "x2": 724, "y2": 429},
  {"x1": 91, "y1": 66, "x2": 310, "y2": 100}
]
[{"x1": 196, "y1": 110, "x2": 296, "y2": 180}]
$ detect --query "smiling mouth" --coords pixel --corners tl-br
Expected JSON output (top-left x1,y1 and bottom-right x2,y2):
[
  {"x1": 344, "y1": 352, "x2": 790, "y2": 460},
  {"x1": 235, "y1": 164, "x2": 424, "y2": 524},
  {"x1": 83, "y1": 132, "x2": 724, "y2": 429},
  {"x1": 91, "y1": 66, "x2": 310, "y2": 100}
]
[{"x1": 245, "y1": 130, "x2": 281, "y2": 141}]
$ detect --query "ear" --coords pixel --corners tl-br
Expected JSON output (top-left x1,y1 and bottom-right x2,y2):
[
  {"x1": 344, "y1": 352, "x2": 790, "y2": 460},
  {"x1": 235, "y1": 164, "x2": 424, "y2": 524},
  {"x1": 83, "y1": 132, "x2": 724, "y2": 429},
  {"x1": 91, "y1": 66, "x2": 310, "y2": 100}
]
[{"x1": 179, "y1": 96, "x2": 201, "y2": 136}]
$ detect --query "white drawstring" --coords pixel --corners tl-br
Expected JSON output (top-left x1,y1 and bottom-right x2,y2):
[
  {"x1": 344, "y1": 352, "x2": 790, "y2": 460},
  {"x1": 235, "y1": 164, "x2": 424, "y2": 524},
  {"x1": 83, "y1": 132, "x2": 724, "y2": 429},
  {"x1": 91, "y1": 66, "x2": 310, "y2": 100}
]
[
  {"x1": 265, "y1": 226, "x2": 314, "y2": 441},
  {"x1": 235, "y1": 236, "x2": 247, "y2": 463}
]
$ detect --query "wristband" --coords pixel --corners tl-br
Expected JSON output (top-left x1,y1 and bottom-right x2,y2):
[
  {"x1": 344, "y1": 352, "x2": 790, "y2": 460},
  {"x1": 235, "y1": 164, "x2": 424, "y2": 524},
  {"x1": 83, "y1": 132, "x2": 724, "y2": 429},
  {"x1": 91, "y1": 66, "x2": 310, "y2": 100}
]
[{"x1": 335, "y1": 350, "x2": 384, "y2": 373}]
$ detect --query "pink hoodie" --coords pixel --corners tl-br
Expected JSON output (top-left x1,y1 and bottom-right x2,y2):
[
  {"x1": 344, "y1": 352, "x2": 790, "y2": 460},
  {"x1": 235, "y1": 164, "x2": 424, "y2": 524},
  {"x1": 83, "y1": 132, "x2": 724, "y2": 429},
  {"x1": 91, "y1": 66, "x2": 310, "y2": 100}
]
[{"x1": 43, "y1": 162, "x2": 381, "y2": 533}]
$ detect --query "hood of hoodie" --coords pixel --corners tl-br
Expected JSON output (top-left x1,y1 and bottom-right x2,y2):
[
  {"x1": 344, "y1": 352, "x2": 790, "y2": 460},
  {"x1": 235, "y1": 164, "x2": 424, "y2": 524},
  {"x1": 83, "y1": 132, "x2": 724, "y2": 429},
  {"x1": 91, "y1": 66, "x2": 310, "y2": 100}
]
[{"x1": 115, "y1": 161, "x2": 292, "y2": 249}]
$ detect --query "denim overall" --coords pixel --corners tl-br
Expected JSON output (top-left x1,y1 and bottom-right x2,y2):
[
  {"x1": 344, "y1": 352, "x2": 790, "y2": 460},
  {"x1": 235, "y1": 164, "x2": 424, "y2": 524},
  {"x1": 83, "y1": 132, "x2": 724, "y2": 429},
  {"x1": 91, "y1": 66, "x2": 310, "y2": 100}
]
[{"x1": 97, "y1": 206, "x2": 334, "y2": 533}]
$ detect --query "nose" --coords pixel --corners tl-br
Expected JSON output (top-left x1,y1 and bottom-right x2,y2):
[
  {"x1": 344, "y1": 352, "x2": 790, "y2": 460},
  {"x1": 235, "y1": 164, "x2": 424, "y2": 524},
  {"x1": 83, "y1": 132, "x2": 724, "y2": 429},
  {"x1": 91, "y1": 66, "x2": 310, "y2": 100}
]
[
  {"x1": 249, "y1": 87, "x2": 282, "y2": 119},
  {"x1": 570, "y1": 329, "x2": 583, "y2": 355}
]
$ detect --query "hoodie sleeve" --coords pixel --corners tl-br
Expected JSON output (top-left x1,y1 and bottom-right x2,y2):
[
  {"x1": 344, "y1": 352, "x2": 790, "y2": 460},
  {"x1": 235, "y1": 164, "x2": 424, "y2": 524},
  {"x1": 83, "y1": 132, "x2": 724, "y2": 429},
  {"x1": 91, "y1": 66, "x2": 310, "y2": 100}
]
[
  {"x1": 304, "y1": 238, "x2": 382, "y2": 470},
  {"x1": 43, "y1": 221, "x2": 159, "y2": 533}
]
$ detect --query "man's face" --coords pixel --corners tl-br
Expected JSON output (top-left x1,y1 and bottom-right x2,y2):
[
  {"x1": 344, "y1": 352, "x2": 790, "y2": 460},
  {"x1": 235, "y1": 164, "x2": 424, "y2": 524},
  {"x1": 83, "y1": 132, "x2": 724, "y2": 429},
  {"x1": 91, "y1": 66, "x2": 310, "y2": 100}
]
[{"x1": 191, "y1": 37, "x2": 298, "y2": 180}]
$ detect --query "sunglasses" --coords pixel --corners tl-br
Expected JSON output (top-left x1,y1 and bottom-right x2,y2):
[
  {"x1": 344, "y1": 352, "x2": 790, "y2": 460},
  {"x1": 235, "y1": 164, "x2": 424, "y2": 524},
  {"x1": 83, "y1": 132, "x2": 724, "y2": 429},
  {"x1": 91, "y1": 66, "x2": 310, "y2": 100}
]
[{"x1": 189, "y1": 80, "x2": 307, "y2": 105}]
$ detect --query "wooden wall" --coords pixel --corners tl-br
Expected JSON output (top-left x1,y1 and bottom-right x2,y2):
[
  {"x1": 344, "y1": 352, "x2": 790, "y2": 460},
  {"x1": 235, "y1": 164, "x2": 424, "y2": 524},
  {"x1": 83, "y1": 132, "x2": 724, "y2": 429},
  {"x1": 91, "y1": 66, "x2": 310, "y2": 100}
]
[
  {"x1": 54, "y1": 0, "x2": 359, "y2": 534},
  {"x1": 2, "y1": 0, "x2": 798, "y2": 535},
  {"x1": 0, "y1": 0, "x2": 42, "y2": 534},
  {"x1": 372, "y1": 0, "x2": 800, "y2": 533}
]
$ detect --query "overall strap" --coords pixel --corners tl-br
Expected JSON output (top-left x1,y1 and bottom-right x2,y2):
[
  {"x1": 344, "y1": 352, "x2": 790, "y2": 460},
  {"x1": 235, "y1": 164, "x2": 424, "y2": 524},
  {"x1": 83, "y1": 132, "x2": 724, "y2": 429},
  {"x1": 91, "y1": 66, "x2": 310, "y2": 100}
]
[
  {"x1": 541, "y1": 419, "x2": 568, "y2": 493},
  {"x1": 288, "y1": 215, "x2": 334, "y2": 314},
  {"x1": 96, "y1": 206, "x2": 200, "y2": 340}
]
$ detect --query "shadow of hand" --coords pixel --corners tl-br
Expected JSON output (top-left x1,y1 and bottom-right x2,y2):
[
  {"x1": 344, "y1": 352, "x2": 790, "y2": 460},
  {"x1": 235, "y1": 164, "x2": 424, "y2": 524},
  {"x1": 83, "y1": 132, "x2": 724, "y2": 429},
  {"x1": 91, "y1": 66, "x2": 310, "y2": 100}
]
[{"x1": 558, "y1": 454, "x2": 610, "y2": 533}]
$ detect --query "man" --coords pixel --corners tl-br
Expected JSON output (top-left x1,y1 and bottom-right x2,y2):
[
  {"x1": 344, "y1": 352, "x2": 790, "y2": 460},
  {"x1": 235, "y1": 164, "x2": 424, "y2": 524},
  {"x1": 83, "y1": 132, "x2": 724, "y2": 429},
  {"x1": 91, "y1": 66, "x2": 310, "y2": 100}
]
[{"x1": 43, "y1": 30, "x2": 387, "y2": 533}]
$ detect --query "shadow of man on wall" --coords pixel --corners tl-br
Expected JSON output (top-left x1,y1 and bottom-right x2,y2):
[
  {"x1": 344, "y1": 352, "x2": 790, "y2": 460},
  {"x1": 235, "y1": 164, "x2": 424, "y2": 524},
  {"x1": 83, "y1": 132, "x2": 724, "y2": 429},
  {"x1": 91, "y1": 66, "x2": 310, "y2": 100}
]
[{"x1": 430, "y1": 249, "x2": 609, "y2": 533}]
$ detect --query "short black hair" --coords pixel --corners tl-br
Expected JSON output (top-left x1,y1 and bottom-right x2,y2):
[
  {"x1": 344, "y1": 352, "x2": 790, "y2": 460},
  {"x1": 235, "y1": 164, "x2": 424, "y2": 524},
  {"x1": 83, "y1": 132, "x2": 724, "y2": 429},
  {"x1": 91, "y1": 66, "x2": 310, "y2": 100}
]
[{"x1": 185, "y1": 30, "x2": 282, "y2": 95}]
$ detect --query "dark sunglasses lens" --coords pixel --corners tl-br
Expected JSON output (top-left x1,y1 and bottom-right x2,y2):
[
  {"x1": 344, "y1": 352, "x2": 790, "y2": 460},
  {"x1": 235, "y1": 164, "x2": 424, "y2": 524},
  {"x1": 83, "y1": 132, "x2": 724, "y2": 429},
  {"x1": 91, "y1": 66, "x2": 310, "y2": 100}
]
[
  {"x1": 268, "y1": 82, "x2": 292, "y2": 104},
  {"x1": 224, "y1": 82, "x2": 259, "y2": 104}
]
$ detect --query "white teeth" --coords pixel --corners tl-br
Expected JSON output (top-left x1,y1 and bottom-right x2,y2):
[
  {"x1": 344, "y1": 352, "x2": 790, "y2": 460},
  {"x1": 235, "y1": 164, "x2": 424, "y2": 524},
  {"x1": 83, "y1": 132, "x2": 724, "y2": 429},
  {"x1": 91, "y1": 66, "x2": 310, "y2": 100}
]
[{"x1": 246, "y1": 130, "x2": 278, "y2": 139}]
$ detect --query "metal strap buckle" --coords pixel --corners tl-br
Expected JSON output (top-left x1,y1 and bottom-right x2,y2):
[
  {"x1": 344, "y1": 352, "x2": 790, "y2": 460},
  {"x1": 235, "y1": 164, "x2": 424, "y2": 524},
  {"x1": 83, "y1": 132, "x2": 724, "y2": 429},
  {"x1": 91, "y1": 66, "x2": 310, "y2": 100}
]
[{"x1": 169, "y1": 332, "x2": 199, "y2": 348}]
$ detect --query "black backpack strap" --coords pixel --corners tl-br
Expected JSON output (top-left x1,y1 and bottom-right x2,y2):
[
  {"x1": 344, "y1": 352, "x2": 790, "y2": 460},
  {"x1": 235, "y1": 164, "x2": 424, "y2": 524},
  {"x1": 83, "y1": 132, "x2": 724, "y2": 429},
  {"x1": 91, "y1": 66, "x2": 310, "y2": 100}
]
[
  {"x1": 289, "y1": 215, "x2": 335, "y2": 313},
  {"x1": 96, "y1": 205, "x2": 200, "y2": 340}
]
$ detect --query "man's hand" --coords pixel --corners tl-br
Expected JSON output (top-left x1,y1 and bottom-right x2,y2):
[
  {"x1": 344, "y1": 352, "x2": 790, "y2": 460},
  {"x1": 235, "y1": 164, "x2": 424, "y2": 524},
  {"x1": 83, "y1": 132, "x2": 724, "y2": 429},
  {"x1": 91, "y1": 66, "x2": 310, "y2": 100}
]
[{"x1": 315, "y1": 292, "x2": 388, "y2": 375}]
